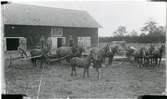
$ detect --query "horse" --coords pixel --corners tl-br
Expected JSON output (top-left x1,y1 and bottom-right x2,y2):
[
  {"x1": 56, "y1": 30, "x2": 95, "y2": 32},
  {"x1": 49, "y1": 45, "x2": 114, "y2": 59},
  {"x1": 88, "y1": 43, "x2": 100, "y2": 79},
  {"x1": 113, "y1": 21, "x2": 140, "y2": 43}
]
[
  {"x1": 55, "y1": 46, "x2": 73, "y2": 63},
  {"x1": 125, "y1": 46, "x2": 137, "y2": 62},
  {"x1": 30, "y1": 47, "x2": 49, "y2": 67},
  {"x1": 152, "y1": 44, "x2": 165, "y2": 66},
  {"x1": 157, "y1": 44, "x2": 165, "y2": 65},
  {"x1": 133, "y1": 47, "x2": 147, "y2": 67},
  {"x1": 90, "y1": 45, "x2": 108, "y2": 65},
  {"x1": 94, "y1": 44, "x2": 119, "y2": 65},
  {"x1": 71, "y1": 45, "x2": 85, "y2": 58},
  {"x1": 70, "y1": 50, "x2": 100, "y2": 79},
  {"x1": 146, "y1": 45, "x2": 156, "y2": 65}
]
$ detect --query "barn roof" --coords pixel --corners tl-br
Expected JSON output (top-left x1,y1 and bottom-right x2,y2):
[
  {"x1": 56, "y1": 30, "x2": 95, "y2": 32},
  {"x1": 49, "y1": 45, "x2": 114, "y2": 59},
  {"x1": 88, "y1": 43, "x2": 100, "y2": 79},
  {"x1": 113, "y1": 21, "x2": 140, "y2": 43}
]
[{"x1": 4, "y1": 3, "x2": 102, "y2": 28}]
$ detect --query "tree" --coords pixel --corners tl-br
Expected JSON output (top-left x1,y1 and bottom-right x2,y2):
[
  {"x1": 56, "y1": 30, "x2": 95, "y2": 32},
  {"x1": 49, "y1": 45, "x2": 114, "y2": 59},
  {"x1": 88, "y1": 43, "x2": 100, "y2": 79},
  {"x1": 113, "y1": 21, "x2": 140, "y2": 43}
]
[
  {"x1": 140, "y1": 33, "x2": 146, "y2": 37},
  {"x1": 141, "y1": 19, "x2": 157, "y2": 34},
  {"x1": 146, "y1": 26, "x2": 165, "y2": 37},
  {"x1": 156, "y1": 26, "x2": 165, "y2": 36},
  {"x1": 130, "y1": 30, "x2": 138, "y2": 37},
  {"x1": 113, "y1": 26, "x2": 127, "y2": 37}
]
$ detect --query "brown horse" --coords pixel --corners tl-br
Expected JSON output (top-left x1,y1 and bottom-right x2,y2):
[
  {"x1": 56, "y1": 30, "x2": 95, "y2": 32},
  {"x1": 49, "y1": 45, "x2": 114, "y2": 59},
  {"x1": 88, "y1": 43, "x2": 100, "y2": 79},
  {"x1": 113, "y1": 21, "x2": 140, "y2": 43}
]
[
  {"x1": 70, "y1": 50, "x2": 98, "y2": 78},
  {"x1": 30, "y1": 47, "x2": 49, "y2": 67},
  {"x1": 152, "y1": 44, "x2": 165, "y2": 66}
]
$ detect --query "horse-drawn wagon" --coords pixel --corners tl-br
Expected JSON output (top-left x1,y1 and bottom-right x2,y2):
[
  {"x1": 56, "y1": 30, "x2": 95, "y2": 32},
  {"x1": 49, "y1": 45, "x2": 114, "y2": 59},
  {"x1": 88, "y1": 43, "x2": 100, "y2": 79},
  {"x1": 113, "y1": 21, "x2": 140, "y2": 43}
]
[{"x1": 125, "y1": 44, "x2": 165, "y2": 67}]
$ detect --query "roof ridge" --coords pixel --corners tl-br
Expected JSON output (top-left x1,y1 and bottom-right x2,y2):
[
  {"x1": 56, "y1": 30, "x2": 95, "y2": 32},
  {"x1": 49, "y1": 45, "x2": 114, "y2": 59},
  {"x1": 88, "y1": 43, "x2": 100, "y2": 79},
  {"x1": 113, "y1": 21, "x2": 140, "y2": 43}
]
[{"x1": 9, "y1": 3, "x2": 87, "y2": 13}]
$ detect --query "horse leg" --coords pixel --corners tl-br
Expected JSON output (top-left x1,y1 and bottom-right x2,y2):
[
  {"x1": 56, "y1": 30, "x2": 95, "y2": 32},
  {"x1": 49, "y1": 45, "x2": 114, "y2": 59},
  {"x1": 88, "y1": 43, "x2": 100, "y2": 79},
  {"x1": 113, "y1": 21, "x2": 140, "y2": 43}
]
[
  {"x1": 147, "y1": 57, "x2": 150, "y2": 64},
  {"x1": 87, "y1": 67, "x2": 89, "y2": 78},
  {"x1": 102, "y1": 57, "x2": 105, "y2": 64},
  {"x1": 108, "y1": 57, "x2": 110, "y2": 64},
  {"x1": 152, "y1": 57, "x2": 154, "y2": 65},
  {"x1": 158, "y1": 57, "x2": 162, "y2": 66},
  {"x1": 155, "y1": 57, "x2": 158, "y2": 65},
  {"x1": 137, "y1": 58, "x2": 140, "y2": 67},
  {"x1": 32, "y1": 58, "x2": 35, "y2": 66},
  {"x1": 151, "y1": 57, "x2": 153, "y2": 64},
  {"x1": 40, "y1": 58, "x2": 43, "y2": 68},
  {"x1": 96, "y1": 68, "x2": 100, "y2": 80},
  {"x1": 83, "y1": 67, "x2": 86, "y2": 78},
  {"x1": 71, "y1": 65, "x2": 74, "y2": 76},
  {"x1": 109, "y1": 56, "x2": 113, "y2": 65},
  {"x1": 141, "y1": 57, "x2": 144, "y2": 67},
  {"x1": 139, "y1": 58, "x2": 143, "y2": 68},
  {"x1": 74, "y1": 66, "x2": 77, "y2": 76},
  {"x1": 34, "y1": 58, "x2": 37, "y2": 67},
  {"x1": 66, "y1": 57, "x2": 71, "y2": 63}
]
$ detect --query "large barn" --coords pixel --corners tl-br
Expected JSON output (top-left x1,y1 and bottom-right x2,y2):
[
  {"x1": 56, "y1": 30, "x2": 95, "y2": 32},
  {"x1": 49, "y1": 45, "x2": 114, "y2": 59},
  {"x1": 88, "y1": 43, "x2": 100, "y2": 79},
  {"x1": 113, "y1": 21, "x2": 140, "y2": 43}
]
[{"x1": 3, "y1": 4, "x2": 101, "y2": 51}]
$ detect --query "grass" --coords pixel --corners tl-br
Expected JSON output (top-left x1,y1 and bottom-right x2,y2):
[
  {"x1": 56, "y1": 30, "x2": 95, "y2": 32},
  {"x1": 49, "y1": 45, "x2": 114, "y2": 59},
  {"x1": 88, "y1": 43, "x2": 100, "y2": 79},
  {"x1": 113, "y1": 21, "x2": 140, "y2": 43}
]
[{"x1": 4, "y1": 56, "x2": 166, "y2": 99}]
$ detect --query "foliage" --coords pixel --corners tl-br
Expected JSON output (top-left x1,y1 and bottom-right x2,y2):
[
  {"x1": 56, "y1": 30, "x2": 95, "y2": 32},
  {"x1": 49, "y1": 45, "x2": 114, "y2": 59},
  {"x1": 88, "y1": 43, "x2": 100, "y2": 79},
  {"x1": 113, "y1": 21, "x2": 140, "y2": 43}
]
[
  {"x1": 100, "y1": 35, "x2": 165, "y2": 43},
  {"x1": 141, "y1": 20, "x2": 157, "y2": 34},
  {"x1": 113, "y1": 26, "x2": 127, "y2": 37},
  {"x1": 130, "y1": 30, "x2": 138, "y2": 37},
  {"x1": 101, "y1": 19, "x2": 166, "y2": 43}
]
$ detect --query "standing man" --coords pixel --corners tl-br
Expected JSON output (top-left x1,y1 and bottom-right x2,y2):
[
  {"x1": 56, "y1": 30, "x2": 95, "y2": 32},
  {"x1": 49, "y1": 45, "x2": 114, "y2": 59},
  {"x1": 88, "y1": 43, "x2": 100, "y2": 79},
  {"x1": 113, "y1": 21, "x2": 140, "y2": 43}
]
[
  {"x1": 40, "y1": 35, "x2": 45, "y2": 49},
  {"x1": 69, "y1": 35, "x2": 74, "y2": 47},
  {"x1": 108, "y1": 44, "x2": 113, "y2": 65},
  {"x1": 47, "y1": 37, "x2": 52, "y2": 50},
  {"x1": 47, "y1": 37, "x2": 52, "y2": 55}
]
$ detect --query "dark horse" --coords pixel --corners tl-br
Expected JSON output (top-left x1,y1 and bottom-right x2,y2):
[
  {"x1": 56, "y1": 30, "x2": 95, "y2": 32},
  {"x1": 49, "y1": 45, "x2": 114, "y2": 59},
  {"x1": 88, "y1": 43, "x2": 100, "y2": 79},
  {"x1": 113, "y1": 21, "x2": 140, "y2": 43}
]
[
  {"x1": 152, "y1": 44, "x2": 165, "y2": 66},
  {"x1": 70, "y1": 50, "x2": 101, "y2": 79},
  {"x1": 133, "y1": 47, "x2": 147, "y2": 67},
  {"x1": 71, "y1": 45, "x2": 85, "y2": 58},
  {"x1": 47, "y1": 45, "x2": 84, "y2": 64},
  {"x1": 30, "y1": 47, "x2": 49, "y2": 67},
  {"x1": 91, "y1": 44, "x2": 119, "y2": 66}
]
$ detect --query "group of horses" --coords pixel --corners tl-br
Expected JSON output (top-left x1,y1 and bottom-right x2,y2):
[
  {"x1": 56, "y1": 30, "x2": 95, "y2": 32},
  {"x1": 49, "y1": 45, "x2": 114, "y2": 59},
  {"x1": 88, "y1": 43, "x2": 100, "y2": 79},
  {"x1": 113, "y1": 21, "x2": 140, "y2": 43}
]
[
  {"x1": 19, "y1": 42, "x2": 165, "y2": 79},
  {"x1": 29, "y1": 44, "x2": 119, "y2": 79},
  {"x1": 126, "y1": 44, "x2": 165, "y2": 67}
]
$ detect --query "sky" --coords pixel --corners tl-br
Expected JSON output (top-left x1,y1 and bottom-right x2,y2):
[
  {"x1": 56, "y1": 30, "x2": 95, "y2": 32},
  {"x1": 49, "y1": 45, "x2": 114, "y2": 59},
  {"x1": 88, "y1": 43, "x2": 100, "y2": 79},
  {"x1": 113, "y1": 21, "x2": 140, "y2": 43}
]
[{"x1": 10, "y1": 1, "x2": 166, "y2": 37}]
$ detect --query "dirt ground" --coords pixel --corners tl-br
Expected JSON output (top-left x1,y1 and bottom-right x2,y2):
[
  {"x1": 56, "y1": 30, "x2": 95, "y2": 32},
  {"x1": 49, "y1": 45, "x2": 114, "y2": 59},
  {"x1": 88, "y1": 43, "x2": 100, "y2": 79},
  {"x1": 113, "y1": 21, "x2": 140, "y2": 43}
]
[{"x1": 5, "y1": 57, "x2": 166, "y2": 99}]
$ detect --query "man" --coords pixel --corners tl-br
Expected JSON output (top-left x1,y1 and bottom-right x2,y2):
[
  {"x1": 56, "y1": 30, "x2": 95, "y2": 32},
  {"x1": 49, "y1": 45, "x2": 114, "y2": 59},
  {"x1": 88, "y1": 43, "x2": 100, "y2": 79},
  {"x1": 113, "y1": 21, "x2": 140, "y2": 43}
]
[
  {"x1": 69, "y1": 35, "x2": 74, "y2": 47},
  {"x1": 47, "y1": 37, "x2": 52, "y2": 49},
  {"x1": 40, "y1": 35, "x2": 46, "y2": 49},
  {"x1": 46, "y1": 37, "x2": 52, "y2": 55}
]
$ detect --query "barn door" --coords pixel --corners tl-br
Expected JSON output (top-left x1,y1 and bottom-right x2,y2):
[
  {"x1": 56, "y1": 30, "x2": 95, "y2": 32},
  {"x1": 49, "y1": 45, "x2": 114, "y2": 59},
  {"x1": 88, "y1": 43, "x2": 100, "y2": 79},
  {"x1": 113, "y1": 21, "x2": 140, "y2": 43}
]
[
  {"x1": 19, "y1": 37, "x2": 27, "y2": 50},
  {"x1": 4, "y1": 37, "x2": 27, "y2": 51},
  {"x1": 49, "y1": 37, "x2": 65, "y2": 49},
  {"x1": 78, "y1": 37, "x2": 91, "y2": 48}
]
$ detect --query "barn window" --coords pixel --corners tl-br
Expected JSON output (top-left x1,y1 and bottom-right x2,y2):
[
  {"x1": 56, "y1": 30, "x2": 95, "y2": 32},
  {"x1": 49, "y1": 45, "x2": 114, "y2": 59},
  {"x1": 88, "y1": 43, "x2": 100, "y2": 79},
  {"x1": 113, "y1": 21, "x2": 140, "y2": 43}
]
[
  {"x1": 48, "y1": 37, "x2": 66, "y2": 49},
  {"x1": 6, "y1": 38, "x2": 19, "y2": 50},
  {"x1": 78, "y1": 37, "x2": 91, "y2": 48},
  {"x1": 51, "y1": 27, "x2": 63, "y2": 36}
]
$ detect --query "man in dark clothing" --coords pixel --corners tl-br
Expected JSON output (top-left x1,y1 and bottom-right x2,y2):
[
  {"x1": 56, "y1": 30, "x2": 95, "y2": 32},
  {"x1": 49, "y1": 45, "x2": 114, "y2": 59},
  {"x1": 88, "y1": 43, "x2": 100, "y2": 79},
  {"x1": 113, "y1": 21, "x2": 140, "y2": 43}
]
[{"x1": 69, "y1": 35, "x2": 74, "y2": 47}]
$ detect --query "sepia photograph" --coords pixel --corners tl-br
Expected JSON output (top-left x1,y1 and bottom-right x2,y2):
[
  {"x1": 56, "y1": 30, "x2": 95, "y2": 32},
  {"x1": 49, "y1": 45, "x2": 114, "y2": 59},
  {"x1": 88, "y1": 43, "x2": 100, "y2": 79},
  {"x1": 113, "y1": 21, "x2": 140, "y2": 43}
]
[{"x1": 1, "y1": 0, "x2": 166, "y2": 99}]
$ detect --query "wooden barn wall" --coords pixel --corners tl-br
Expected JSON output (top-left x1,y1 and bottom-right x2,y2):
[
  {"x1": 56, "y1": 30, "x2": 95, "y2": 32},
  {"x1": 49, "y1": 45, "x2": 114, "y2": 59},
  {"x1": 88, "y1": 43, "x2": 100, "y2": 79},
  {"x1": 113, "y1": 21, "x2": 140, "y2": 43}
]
[
  {"x1": 63, "y1": 27, "x2": 98, "y2": 47},
  {"x1": 4, "y1": 25, "x2": 99, "y2": 49},
  {"x1": 4, "y1": 25, "x2": 51, "y2": 49}
]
